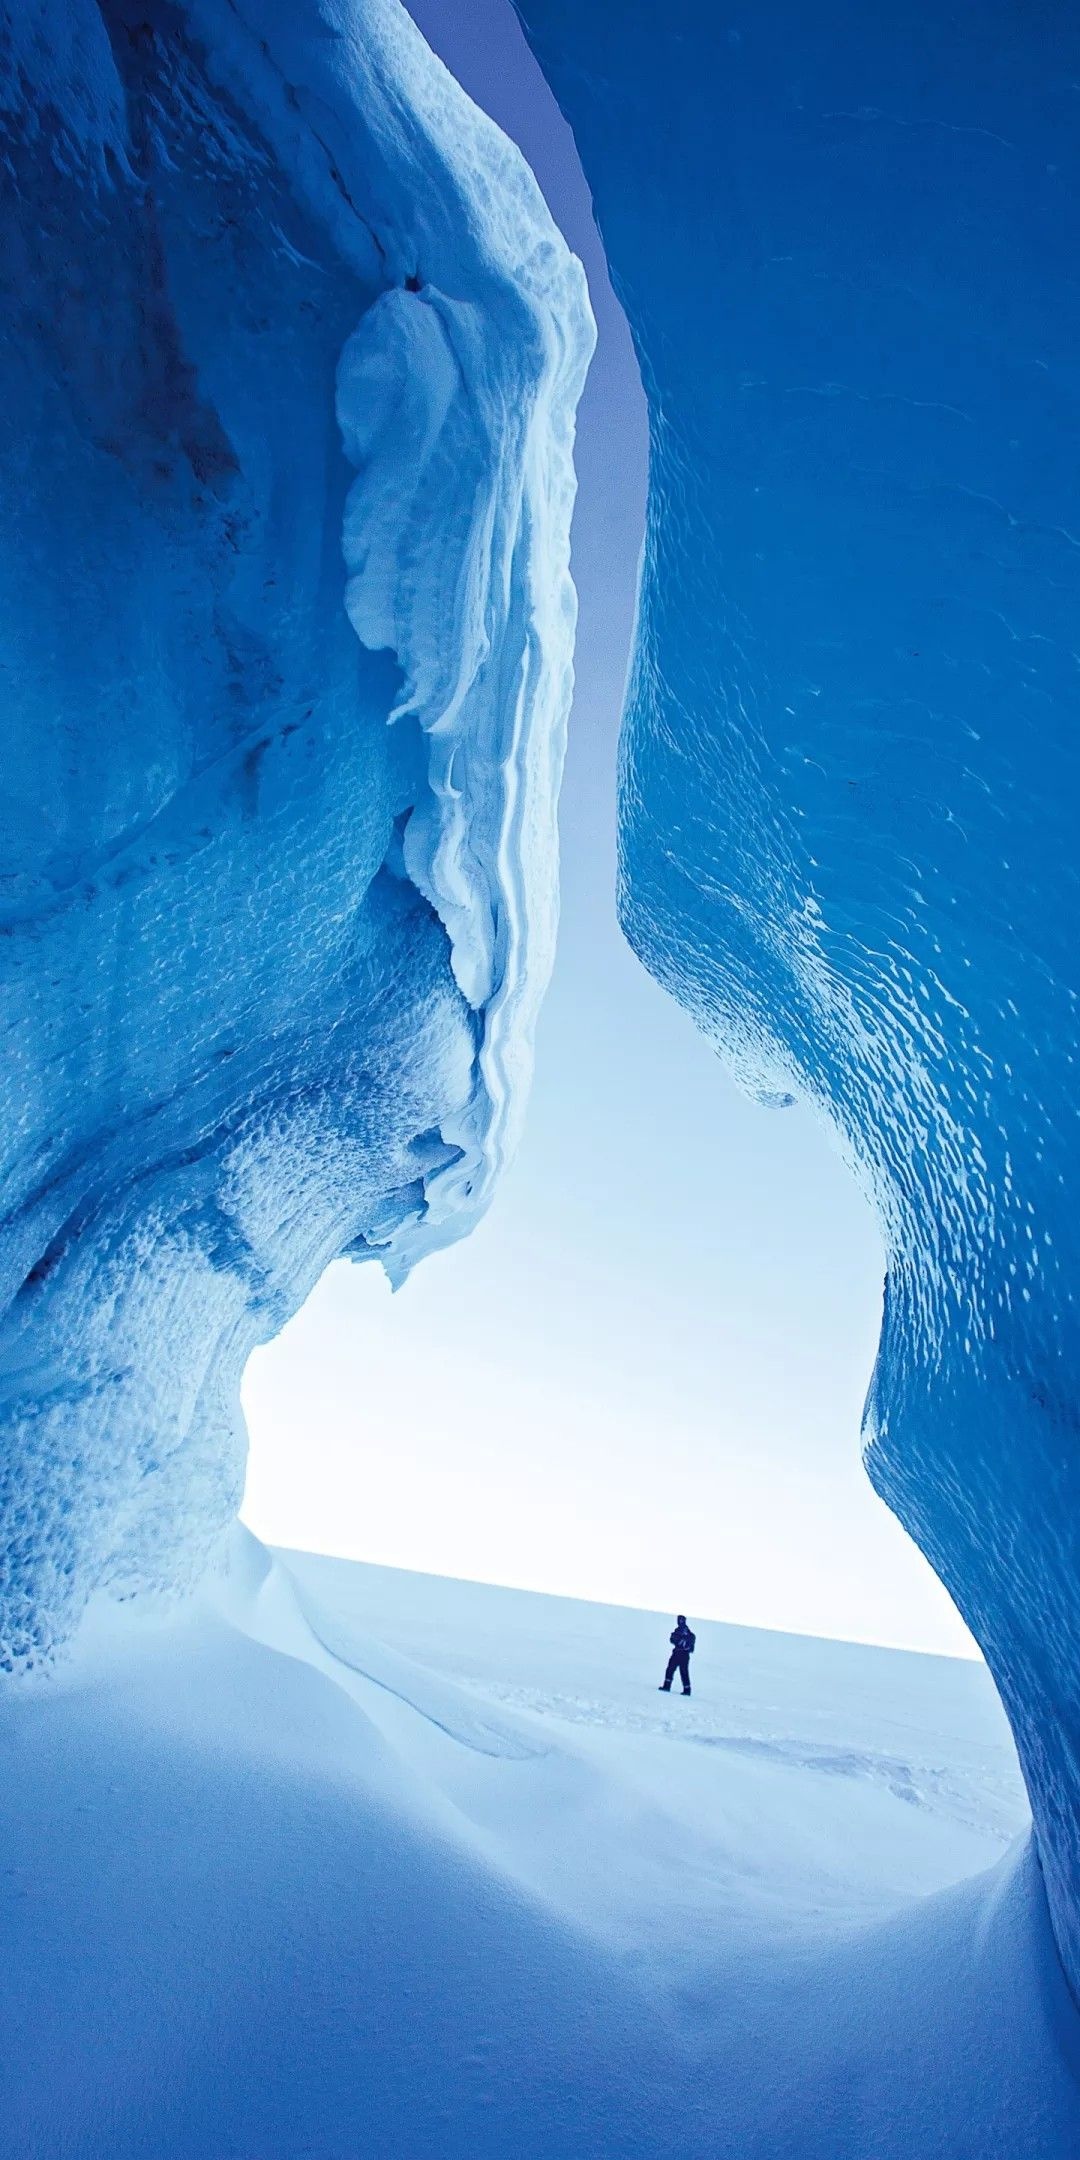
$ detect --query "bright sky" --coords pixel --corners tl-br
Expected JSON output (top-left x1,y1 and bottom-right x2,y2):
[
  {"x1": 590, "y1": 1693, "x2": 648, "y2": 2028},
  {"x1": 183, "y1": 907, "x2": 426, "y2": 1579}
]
[{"x1": 242, "y1": 0, "x2": 977, "y2": 1660}]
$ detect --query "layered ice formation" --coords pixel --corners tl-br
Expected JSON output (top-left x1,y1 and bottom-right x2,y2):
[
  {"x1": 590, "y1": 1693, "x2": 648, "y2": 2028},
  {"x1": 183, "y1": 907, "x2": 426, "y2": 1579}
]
[
  {"x1": 0, "y1": 0, "x2": 592, "y2": 1664},
  {"x1": 515, "y1": 0, "x2": 1080, "y2": 1997}
]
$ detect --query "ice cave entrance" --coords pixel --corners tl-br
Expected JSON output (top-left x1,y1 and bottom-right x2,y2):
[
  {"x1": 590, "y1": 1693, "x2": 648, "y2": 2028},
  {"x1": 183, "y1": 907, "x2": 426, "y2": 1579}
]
[
  {"x1": 242, "y1": 0, "x2": 971, "y2": 1672},
  {"x1": 241, "y1": 959, "x2": 972, "y2": 1664}
]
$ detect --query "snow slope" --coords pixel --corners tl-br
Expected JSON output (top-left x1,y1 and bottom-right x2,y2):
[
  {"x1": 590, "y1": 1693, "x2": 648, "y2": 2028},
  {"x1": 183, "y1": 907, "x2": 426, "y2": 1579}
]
[{"x1": 1, "y1": 1537, "x2": 1075, "y2": 2157}]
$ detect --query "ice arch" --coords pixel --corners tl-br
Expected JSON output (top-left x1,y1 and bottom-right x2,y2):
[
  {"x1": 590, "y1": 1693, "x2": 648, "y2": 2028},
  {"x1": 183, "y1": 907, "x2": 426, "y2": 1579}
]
[
  {"x1": 514, "y1": 0, "x2": 1080, "y2": 1996},
  {"x1": 0, "y1": 0, "x2": 592, "y2": 1664}
]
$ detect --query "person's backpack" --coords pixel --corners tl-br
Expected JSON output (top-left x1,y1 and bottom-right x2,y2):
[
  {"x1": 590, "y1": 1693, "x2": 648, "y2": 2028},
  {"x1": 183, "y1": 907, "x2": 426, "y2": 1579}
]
[{"x1": 684, "y1": 1628, "x2": 696, "y2": 1653}]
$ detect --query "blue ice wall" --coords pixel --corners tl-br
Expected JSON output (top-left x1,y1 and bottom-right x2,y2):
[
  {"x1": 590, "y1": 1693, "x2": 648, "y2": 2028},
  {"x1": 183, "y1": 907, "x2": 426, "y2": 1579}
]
[
  {"x1": 515, "y1": 0, "x2": 1080, "y2": 1993},
  {"x1": 0, "y1": 0, "x2": 591, "y2": 1662}
]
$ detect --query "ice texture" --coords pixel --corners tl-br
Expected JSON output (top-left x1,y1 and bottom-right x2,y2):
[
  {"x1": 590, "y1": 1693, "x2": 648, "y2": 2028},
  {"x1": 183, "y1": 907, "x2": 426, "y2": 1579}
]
[
  {"x1": 515, "y1": 0, "x2": 1080, "y2": 1996},
  {"x1": 0, "y1": 0, "x2": 592, "y2": 1664}
]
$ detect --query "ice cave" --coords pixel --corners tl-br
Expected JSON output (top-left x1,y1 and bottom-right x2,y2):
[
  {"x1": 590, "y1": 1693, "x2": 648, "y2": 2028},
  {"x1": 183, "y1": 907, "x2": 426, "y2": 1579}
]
[{"x1": 1, "y1": 0, "x2": 1078, "y2": 2153}]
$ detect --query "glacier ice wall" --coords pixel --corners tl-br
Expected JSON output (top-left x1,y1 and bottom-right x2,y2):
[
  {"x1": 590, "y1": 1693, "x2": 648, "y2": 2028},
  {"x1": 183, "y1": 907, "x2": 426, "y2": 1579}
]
[
  {"x1": 0, "y1": 0, "x2": 592, "y2": 1664},
  {"x1": 515, "y1": 0, "x2": 1080, "y2": 1995}
]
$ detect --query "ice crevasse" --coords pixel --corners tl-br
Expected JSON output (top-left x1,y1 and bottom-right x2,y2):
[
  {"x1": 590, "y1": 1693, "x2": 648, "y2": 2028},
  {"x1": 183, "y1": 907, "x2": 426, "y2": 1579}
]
[
  {"x1": 0, "y1": 0, "x2": 593, "y2": 1662},
  {"x1": 515, "y1": 0, "x2": 1080, "y2": 2000}
]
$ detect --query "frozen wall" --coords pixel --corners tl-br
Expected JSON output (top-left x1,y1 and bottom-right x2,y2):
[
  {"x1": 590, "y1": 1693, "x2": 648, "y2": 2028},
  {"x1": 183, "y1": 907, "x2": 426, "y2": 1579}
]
[
  {"x1": 0, "y1": 0, "x2": 591, "y2": 1665},
  {"x1": 515, "y1": 0, "x2": 1080, "y2": 1997}
]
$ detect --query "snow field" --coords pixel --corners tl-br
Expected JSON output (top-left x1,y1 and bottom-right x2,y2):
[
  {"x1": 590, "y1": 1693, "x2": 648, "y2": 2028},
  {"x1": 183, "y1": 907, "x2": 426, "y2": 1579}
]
[{"x1": 0, "y1": 1537, "x2": 1075, "y2": 2157}]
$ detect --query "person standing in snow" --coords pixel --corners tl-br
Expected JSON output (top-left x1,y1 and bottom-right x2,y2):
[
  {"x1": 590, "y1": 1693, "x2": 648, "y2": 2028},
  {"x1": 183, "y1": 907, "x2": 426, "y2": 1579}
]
[{"x1": 659, "y1": 1615, "x2": 696, "y2": 1696}]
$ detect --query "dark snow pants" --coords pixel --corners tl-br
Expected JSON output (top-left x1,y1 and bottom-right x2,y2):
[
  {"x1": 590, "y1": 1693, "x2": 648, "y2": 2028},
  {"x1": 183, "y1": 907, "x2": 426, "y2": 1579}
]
[{"x1": 663, "y1": 1650, "x2": 691, "y2": 1693}]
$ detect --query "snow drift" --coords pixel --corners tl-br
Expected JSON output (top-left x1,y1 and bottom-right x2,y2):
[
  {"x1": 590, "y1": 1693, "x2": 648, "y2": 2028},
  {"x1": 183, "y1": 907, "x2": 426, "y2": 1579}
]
[
  {"x1": 515, "y1": 0, "x2": 1080, "y2": 2000},
  {"x1": 0, "y1": 0, "x2": 592, "y2": 1664},
  {"x1": 4, "y1": 1540, "x2": 1075, "y2": 2159}
]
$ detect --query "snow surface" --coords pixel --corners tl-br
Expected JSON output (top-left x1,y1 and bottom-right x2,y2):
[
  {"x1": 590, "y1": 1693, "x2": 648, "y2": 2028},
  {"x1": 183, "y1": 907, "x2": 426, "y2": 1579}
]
[
  {"x1": 0, "y1": 0, "x2": 591, "y2": 1661},
  {"x1": 515, "y1": 0, "x2": 1080, "y2": 2002},
  {"x1": 1, "y1": 1536, "x2": 1075, "y2": 2158}
]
